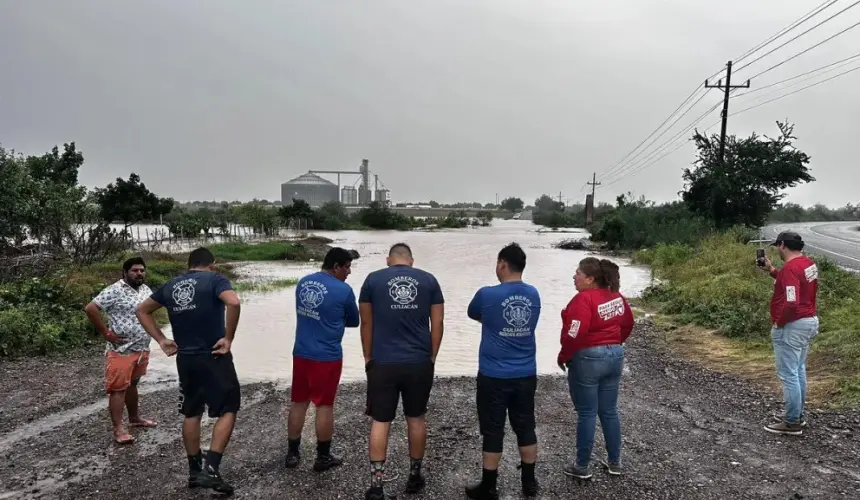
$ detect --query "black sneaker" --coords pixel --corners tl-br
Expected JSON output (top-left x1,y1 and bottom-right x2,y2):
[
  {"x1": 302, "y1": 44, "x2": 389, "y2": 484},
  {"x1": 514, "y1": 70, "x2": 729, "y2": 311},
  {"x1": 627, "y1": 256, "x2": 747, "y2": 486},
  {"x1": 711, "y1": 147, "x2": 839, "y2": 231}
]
[
  {"x1": 600, "y1": 459, "x2": 622, "y2": 476},
  {"x1": 771, "y1": 414, "x2": 808, "y2": 428},
  {"x1": 522, "y1": 476, "x2": 539, "y2": 497},
  {"x1": 187, "y1": 469, "x2": 202, "y2": 489},
  {"x1": 313, "y1": 454, "x2": 343, "y2": 472},
  {"x1": 365, "y1": 484, "x2": 396, "y2": 500},
  {"x1": 284, "y1": 452, "x2": 301, "y2": 469},
  {"x1": 196, "y1": 465, "x2": 235, "y2": 495},
  {"x1": 404, "y1": 471, "x2": 425, "y2": 494},
  {"x1": 465, "y1": 482, "x2": 498, "y2": 500},
  {"x1": 562, "y1": 463, "x2": 592, "y2": 480}
]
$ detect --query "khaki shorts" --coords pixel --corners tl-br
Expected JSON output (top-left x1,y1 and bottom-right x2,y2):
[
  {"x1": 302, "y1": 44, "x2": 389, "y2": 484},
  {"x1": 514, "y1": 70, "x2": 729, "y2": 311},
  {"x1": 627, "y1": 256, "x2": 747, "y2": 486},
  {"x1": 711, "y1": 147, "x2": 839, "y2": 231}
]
[{"x1": 104, "y1": 351, "x2": 149, "y2": 393}]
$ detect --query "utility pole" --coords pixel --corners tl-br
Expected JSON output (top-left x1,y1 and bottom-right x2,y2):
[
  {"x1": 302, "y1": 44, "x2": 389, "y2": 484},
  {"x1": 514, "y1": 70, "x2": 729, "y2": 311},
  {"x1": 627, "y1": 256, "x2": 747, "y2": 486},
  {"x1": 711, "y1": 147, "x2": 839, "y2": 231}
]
[
  {"x1": 705, "y1": 61, "x2": 750, "y2": 163},
  {"x1": 585, "y1": 172, "x2": 601, "y2": 225}
]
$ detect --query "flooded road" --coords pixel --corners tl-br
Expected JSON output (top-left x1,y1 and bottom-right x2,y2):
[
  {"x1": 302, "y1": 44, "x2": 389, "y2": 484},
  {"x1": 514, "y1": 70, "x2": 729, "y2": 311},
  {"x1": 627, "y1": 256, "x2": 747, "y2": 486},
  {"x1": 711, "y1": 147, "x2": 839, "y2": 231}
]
[{"x1": 146, "y1": 220, "x2": 651, "y2": 384}]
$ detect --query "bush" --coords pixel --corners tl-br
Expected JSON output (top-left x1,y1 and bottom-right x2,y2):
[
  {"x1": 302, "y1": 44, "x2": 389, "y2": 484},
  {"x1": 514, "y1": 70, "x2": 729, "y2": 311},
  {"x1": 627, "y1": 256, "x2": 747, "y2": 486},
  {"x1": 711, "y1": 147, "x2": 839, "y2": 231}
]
[
  {"x1": 207, "y1": 241, "x2": 311, "y2": 261},
  {"x1": 591, "y1": 200, "x2": 715, "y2": 250}
]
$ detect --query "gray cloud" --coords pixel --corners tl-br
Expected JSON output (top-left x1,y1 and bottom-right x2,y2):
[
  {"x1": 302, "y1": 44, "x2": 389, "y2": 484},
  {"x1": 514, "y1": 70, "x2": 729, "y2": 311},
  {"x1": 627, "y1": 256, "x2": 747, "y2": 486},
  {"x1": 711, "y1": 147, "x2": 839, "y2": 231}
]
[{"x1": 1, "y1": 0, "x2": 857, "y2": 206}]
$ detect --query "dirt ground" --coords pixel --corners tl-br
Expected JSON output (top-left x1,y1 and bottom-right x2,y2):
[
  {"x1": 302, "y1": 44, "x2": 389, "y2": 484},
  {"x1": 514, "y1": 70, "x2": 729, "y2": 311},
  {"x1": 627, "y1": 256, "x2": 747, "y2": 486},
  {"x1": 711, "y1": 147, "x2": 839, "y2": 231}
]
[{"x1": 1, "y1": 320, "x2": 859, "y2": 499}]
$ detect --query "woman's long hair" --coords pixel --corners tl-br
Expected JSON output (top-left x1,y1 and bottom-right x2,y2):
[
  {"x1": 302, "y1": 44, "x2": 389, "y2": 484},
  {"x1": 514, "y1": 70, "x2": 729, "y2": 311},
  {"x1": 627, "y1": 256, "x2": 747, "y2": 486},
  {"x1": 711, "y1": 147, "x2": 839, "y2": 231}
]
[{"x1": 578, "y1": 257, "x2": 621, "y2": 293}]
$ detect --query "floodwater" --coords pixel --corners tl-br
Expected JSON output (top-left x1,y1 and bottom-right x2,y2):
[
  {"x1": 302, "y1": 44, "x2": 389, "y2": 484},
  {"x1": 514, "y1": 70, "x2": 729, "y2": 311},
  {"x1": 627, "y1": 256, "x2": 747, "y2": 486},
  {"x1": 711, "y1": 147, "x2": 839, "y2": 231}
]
[{"x1": 144, "y1": 220, "x2": 651, "y2": 385}]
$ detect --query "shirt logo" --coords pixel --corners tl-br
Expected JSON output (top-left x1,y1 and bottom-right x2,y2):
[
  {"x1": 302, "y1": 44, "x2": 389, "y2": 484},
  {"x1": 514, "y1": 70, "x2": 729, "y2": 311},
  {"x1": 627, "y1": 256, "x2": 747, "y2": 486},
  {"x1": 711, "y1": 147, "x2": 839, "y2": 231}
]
[
  {"x1": 786, "y1": 285, "x2": 797, "y2": 302},
  {"x1": 502, "y1": 296, "x2": 532, "y2": 329},
  {"x1": 299, "y1": 281, "x2": 326, "y2": 310},
  {"x1": 804, "y1": 264, "x2": 818, "y2": 282},
  {"x1": 388, "y1": 276, "x2": 419, "y2": 309},
  {"x1": 172, "y1": 278, "x2": 197, "y2": 309},
  {"x1": 597, "y1": 297, "x2": 625, "y2": 321},
  {"x1": 568, "y1": 320, "x2": 581, "y2": 338}
]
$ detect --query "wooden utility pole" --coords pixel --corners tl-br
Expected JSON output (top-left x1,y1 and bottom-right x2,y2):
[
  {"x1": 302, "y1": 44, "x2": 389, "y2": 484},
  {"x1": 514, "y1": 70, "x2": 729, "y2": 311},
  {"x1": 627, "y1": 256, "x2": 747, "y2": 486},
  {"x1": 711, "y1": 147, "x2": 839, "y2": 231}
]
[
  {"x1": 585, "y1": 172, "x2": 601, "y2": 225},
  {"x1": 705, "y1": 61, "x2": 751, "y2": 163}
]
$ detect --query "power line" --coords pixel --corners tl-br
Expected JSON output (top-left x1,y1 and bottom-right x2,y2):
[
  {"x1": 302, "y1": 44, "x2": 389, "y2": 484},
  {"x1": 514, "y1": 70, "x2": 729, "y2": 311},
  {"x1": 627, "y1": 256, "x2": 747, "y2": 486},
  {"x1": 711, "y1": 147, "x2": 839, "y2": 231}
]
[
  {"x1": 729, "y1": 62, "x2": 860, "y2": 117},
  {"x1": 601, "y1": 98, "x2": 725, "y2": 186},
  {"x1": 598, "y1": 85, "x2": 705, "y2": 181},
  {"x1": 734, "y1": 0, "x2": 840, "y2": 64},
  {"x1": 604, "y1": 138, "x2": 692, "y2": 188},
  {"x1": 732, "y1": 51, "x2": 860, "y2": 97},
  {"x1": 734, "y1": 0, "x2": 860, "y2": 75},
  {"x1": 599, "y1": 90, "x2": 710, "y2": 182}
]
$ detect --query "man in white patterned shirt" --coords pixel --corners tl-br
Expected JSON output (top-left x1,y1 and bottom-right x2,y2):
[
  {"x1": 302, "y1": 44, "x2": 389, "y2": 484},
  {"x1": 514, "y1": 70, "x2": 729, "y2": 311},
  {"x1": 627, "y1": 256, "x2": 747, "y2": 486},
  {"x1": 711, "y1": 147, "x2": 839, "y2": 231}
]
[{"x1": 84, "y1": 257, "x2": 157, "y2": 444}]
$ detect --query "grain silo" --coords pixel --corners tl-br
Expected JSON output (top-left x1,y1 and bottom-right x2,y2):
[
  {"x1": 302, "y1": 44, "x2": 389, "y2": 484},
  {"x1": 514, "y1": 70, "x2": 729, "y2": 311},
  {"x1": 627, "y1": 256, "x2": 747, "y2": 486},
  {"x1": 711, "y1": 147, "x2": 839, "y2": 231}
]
[
  {"x1": 341, "y1": 186, "x2": 358, "y2": 205},
  {"x1": 281, "y1": 172, "x2": 338, "y2": 208}
]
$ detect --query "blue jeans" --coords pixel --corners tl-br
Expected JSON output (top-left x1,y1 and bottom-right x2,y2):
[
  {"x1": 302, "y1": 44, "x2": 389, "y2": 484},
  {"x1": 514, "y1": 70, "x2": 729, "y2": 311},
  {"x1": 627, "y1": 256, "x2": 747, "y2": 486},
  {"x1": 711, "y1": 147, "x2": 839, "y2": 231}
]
[
  {"x1": 771, "y1": 317, "x2": 819, "y2": 424},
  {"x1": 566, "y1": 344, "x2": 624, "y2": 467}
]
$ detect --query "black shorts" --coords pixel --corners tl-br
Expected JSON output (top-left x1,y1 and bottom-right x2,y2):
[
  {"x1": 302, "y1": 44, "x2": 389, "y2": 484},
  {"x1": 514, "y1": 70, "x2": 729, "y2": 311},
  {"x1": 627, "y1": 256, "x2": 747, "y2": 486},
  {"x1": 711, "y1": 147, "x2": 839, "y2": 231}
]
[
  {"x1": 365, "y1": 360, "x2": 434, "y2": 423},
  {"x1": 176, "y1": 353, "x2": 241, "y2": 418},
  {"x1": 477, "y1": 373, "x2": 537, "y2": 452}
]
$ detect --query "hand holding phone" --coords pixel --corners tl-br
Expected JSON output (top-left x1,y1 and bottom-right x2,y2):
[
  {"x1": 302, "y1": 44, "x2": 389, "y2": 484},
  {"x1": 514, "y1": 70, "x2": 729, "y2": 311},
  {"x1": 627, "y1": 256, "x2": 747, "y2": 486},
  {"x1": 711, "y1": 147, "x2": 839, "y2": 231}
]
[{"x1": 756, "y1": 248, "x2": 766, "y2": 268}]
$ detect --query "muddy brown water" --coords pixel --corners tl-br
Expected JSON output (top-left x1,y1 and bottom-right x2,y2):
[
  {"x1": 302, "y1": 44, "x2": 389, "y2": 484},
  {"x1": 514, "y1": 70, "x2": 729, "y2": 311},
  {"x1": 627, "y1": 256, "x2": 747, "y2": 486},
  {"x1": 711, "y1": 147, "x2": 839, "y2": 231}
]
[{"x1": 144, "y1": 220, "x2": 651, "y2": 384}]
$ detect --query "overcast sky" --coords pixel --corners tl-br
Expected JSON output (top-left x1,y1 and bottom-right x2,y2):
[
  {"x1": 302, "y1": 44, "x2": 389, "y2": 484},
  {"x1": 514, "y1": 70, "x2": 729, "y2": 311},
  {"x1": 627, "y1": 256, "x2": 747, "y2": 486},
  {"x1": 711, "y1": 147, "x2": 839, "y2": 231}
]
[{"x1": 1, "y1": 0, "x2": 858, "y2": 207}]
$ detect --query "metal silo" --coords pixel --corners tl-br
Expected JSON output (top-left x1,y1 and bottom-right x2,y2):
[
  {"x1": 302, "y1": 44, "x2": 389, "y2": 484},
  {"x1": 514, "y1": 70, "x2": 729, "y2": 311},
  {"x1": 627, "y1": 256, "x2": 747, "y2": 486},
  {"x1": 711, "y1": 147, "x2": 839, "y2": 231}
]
[
  {"x1": 341, "y1": 186, "x2": 358, "y2": 205},
  {"x1": 281, "y1": 172, "x2": 339, "y2": 208}
]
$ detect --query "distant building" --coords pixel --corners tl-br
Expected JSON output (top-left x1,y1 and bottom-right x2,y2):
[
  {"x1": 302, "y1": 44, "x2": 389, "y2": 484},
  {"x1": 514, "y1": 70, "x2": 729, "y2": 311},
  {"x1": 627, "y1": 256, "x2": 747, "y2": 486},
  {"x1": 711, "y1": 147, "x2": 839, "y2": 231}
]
[
  {"x1": 281, "y1": 172, "x2": 338, "y2": 208},
  {"x1": 341, "y1": 186, "x2": 358, "y2": 205},
  {"x1": 375, "y1": 189, "x2": 390, "y2": 206}
]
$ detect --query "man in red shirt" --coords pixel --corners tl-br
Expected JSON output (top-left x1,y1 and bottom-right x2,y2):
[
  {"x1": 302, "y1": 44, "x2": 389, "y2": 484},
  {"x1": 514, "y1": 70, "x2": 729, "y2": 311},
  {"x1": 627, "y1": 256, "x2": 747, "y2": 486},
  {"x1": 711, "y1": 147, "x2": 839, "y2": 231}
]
[{"x1": 761, "y1": 231, "x2": 819, "y2": 436}]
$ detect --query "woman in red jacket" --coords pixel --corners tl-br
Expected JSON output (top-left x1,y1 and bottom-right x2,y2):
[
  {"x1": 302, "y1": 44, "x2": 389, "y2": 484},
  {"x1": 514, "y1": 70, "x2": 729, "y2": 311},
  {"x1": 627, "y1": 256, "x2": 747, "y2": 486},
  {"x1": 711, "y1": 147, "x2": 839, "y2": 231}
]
[{"x1": 557, "y1": 257, "x2": 634, "y2": 480}]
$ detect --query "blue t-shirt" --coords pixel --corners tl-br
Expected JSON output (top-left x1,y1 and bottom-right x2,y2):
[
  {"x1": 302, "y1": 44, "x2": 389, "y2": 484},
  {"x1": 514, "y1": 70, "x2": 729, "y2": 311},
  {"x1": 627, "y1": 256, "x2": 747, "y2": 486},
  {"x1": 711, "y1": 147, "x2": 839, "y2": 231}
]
[
  {"x1": 151, "y1": 270, "x2": 233, "y2": 355},
  {"x1": 467, "y1": 281, "x2": 541, "y2": 379},
  {"x1": 359, "y1": 265, "x2": 444, "y2": 364},
  {"x1": 293, "y1": 271, "x2": 360, "y2": 362}
]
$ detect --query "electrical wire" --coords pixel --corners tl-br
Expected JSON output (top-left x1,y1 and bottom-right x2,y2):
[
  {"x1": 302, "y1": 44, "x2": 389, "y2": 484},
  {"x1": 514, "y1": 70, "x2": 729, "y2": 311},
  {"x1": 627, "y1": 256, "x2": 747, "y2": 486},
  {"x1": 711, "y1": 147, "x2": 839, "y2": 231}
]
[
  {"x1": 734, "y1": 0, "x2": 860, "y2": 75},
  {"x1": 732, "y1": 51, "x2": 860, "y2": 97},
  {"x1": 598, "y1": 85, "x2": 705, "y2": 181},
  {"x1": 599, "y1": 90, "x2": 710, "y2": 182},
  {"x1": 601, "y1": 98, "x2": 725, "y2": 186},
  {"x1": 729, "y1": 62, "x2": 860, "y2": 117},
  {"x1": 734, "y1": 0, "x2": 840, "y2": 64}
]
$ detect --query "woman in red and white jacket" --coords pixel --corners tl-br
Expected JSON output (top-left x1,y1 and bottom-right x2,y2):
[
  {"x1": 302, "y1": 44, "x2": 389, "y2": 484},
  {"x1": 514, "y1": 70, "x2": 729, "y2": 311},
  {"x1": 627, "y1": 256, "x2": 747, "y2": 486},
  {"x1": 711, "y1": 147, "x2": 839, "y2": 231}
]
[{"x1": 557, "y1": 257, "x2": 634, "y2": 480}]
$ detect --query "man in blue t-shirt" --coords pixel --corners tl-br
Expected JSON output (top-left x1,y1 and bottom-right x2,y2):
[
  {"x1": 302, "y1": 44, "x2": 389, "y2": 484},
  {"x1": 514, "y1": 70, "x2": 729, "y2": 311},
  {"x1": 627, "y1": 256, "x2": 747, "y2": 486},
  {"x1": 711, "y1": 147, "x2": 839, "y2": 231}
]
[
  {"x1": 136, "y1": 247, "x2": 241, "y2": 496},
  {"x1": 360, "y1": 243, "x2": 444, "y2": 500},
  {"x1": 285, "y1": 247, "x2": 359, "y2": 472},
  {"x1": 465, "y1": 243, "x2": 541, "y2": 499}
]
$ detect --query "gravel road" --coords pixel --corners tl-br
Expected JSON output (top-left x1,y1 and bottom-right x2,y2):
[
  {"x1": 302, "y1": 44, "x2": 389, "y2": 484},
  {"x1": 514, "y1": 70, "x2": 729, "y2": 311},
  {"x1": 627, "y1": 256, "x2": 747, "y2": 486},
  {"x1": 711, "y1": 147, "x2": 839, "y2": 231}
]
[{"x1": 1, "y1": 321, "x2": 859, "y2": 499}]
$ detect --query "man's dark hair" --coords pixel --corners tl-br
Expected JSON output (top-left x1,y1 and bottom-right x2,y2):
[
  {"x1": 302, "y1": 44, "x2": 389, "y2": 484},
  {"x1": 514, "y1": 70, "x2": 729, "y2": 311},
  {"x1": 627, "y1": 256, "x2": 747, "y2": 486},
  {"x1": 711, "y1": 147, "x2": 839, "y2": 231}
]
[
  {"x1": 122, "y1": 257, "x2": 146, "y2": 273},
  {"x1": 322, "y1": 247, "x2": 354, "y2": 270},
  {"x1": 188, "y1": 247, "x2": 216, "y2": 269},
  {"x1": 498, "y1": 242, "x2": 526, "y2": 273},
  {"x1": 783, "y1": 240, "x2": 805, "y2": 252},
  {"x1": 389, "y1": 242, "x2": 412, "y2": 258}
]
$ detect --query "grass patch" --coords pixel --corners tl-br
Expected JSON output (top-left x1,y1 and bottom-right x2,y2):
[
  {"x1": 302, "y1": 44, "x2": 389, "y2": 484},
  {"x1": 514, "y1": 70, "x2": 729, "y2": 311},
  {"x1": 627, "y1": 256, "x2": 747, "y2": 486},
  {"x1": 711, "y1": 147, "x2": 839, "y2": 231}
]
[
  {"x1": 208, "y1": 241, "x2": 312, "y2": 262},
  {"x1": 233, "y1": 278, "x2": 299, "y2": 293},
  {"x1": 636, "y1": 232, "x2": 860, "y2": 406}
]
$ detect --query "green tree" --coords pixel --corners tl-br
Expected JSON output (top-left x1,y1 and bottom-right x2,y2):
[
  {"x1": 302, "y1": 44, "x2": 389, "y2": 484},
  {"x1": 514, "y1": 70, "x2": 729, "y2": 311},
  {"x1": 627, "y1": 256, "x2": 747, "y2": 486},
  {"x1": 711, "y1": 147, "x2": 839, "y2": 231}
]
[
  {"x1": 278, "y1": 199, "x2": 315, "y2": 221},
  {"x1": 682, "y1": 122, "x2": 814, "y2": 229},
  {"x1": 0, "y1": 147, "x2": 35, "y2": 247},
  {"x1": 94, "y1": 173, "x2": 174, "y2": 229},
  {"x1": 315, "y1": 201, "x2": 350, "y2": 230},
  {"x1": 533, "y1": 194, "x2": 564, "y2": 214},
  {"x1": 500, "y1": 197, "x2": 524, "y2": 212},
  {"x1": 22, "y1": 142, "x2": 89, "y2": 247}
]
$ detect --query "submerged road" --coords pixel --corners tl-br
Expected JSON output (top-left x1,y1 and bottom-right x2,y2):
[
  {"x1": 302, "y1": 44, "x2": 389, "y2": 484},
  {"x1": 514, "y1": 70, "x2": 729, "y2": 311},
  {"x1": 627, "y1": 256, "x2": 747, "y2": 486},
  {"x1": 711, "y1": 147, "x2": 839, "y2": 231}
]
[{"x1": 764, "y1": 221, "x2": 860, "y2": 271}]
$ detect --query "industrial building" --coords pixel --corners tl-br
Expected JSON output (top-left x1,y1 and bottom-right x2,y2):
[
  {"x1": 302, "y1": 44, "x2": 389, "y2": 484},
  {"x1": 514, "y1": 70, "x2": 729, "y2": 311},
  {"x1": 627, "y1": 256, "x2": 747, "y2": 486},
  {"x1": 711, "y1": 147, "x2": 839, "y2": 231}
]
[
  {"x1": 281, "y1": 159, "x2": 391, "y2": 208},
  {"x1": 281, "y1": 172, "x2": 339, "y2": 208},
  {"x1": 341, "y1": 186, "x2": 358, "y2": 205}
]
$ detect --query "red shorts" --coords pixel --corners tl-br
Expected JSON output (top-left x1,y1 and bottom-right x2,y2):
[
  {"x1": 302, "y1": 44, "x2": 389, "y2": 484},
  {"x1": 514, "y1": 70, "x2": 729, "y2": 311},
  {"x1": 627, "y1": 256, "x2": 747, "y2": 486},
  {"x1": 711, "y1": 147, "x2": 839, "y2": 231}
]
[
  {"x1": 104, "y1": 351, "x2": 149, "y2": 393},
  {"x1": 291, "y1": 356, "x2": 343, "y2": 407}
]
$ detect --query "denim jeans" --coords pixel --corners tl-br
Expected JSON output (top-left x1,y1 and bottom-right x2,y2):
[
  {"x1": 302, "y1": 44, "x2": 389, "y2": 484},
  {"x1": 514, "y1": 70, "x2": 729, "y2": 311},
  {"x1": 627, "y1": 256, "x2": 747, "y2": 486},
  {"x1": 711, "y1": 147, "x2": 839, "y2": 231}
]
[
  {"x1": 771, "y1": 317, "x2": 819, "y2": 424},
  {"x1": 566, "y1": 344, "x2": 624, "y2": 467}
]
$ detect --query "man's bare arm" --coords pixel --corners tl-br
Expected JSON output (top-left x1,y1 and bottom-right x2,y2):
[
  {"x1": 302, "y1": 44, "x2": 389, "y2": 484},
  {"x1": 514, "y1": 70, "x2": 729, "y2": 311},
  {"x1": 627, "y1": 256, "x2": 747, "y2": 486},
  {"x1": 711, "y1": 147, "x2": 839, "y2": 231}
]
[
  {"x1": 219, "y1": 290, "x2": 241, "y2": 342},
  {"x1": 430, "y1": 303, "x2": 444, "y2": 363},
  {"x1": 136, "y1": 298, "x2": 167, "y2": 343},
  {"x1": 360, "y1": 303, "x2": 373, "y2": 363}
]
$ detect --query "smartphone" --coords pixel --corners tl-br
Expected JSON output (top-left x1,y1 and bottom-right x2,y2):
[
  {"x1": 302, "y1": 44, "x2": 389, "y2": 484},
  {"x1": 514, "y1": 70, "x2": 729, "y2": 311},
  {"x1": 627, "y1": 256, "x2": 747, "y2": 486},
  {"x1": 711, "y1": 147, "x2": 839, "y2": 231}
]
[{"x1": 756, "y1": 248, "x2": 766, "y2": 267}]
